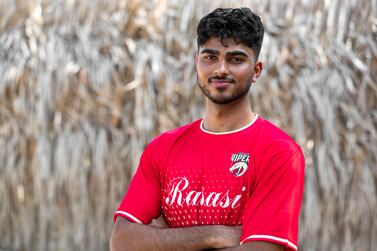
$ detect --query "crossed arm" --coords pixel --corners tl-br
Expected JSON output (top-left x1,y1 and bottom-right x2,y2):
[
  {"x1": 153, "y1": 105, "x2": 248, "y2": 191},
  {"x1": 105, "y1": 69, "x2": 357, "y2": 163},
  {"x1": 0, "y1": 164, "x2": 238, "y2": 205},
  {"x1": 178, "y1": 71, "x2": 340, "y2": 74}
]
[{"x1": 110, "y1": 217, "x2": 283, "y2": 251}]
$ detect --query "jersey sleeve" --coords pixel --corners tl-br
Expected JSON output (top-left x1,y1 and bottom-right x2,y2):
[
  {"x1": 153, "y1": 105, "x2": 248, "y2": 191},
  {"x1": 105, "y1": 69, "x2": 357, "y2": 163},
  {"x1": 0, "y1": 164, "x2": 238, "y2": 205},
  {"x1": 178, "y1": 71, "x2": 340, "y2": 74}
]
[
  {"x1": 114, "y1": 137, "x2": 162, "y2": 224},
  {"x1": 240, "y1": 141, "x2": 305, "y2": 251}
]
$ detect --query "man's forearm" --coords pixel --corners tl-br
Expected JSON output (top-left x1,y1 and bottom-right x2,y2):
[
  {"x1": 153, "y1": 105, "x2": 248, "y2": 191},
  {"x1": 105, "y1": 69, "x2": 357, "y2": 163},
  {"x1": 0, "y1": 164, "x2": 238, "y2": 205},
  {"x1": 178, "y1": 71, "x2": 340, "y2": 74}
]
[
  {"x1": 110, "y1": 217, "x2": 240, "y2": 251},
  {"x1": 213, "y1": 241, "x2": 284, "y2": 251}
]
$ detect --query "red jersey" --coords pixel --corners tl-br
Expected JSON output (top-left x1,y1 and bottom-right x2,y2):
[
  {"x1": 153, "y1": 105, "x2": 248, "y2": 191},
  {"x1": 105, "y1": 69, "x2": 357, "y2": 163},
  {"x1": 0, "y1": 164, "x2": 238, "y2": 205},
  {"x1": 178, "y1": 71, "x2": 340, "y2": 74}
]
[{"x1": 114, "y1": 115, "x2": 305, "y2": 250}]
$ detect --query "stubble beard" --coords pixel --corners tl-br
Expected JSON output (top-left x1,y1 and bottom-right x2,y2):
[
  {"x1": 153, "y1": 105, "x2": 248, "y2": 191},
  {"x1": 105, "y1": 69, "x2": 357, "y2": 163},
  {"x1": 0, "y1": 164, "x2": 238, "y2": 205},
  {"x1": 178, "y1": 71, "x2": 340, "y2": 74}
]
[{"x1": 197, "y1": 77, "x2": 253, "y2": 105}]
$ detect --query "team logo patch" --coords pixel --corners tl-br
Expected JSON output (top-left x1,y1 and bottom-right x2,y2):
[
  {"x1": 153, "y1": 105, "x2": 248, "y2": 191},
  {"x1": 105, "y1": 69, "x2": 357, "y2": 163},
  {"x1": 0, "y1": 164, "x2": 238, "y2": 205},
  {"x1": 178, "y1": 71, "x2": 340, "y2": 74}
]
[{"x1": 229, "y1": 152, "x2": 250, "y2": 177}]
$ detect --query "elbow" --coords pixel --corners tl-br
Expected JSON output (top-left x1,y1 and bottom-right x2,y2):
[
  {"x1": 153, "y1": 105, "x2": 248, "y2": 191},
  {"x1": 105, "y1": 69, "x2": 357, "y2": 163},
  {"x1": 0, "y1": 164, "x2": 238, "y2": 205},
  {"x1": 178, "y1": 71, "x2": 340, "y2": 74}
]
[
  {"x1": 110, "y1": 223, "x2": 122, "y2": 251},
  {"x1": 110, "y1": 218, "x2": 132, "y2": 251}
]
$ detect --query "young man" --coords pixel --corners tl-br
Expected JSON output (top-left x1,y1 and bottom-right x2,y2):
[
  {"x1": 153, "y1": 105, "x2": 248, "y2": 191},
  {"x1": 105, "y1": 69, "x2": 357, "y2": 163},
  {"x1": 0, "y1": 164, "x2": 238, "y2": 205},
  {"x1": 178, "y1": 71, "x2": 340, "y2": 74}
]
[{"x1": 110, "y1": 8, "x2": 304, "y2": 251}]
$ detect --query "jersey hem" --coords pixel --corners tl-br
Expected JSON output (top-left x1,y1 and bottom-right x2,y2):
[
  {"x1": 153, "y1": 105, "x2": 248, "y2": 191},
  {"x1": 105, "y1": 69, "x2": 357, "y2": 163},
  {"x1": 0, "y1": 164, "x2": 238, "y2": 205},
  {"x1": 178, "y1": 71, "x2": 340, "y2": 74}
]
[
  {"x1": 240, "y1": 234, "x2": 297, "y2": 250},
  {"x1": 114, "y1": 210, "x2": 143, "y2": 224}
]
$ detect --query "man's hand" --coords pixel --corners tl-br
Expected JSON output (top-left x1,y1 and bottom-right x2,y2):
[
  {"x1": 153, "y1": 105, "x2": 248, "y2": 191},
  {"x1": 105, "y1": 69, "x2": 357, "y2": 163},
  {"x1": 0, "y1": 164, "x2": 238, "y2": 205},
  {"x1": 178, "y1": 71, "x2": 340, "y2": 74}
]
[
  {"x1": 148, "y1": 215, "x2": 169, "y2": 228},
  {"x1": 147, "y1": 215, "x2": 242, "y2": 249},
  {"x1": 110, "y1": 216, "x2": 242, "y2": 251},
  {"x1": 145, "y1": 218, "x2": 283, "y2": 251}
]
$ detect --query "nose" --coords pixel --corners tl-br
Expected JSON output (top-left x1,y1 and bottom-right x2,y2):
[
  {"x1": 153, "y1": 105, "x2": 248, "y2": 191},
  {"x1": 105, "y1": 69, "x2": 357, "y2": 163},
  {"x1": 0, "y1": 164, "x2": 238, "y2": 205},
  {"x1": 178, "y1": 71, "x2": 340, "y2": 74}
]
[{"x1": 214, "y1": 61, "x2": 229, "y2": 77}]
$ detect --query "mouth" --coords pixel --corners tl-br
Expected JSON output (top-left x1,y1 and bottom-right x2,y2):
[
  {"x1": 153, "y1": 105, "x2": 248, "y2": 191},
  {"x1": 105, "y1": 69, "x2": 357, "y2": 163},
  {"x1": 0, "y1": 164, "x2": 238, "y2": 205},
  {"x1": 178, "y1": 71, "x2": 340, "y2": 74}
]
[{"x1": 209, "y1": 78, "x2": 235, "y2": 89}]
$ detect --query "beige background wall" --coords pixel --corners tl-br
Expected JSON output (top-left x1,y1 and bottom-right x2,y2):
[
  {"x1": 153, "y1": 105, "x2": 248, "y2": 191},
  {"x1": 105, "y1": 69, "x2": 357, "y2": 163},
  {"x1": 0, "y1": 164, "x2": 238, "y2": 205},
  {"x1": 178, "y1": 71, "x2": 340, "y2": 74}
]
[{"x1": 0, "y1": 0, "x2": 376, "y2": 250}]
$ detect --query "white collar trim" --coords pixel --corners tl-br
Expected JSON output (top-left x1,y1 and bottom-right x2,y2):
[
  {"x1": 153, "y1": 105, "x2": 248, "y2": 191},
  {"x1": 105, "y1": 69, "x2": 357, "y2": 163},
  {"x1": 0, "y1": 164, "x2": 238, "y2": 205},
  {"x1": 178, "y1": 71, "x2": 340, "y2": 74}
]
[{"x1": 200, "y1": 114, "x2": 258, "y2": 135}]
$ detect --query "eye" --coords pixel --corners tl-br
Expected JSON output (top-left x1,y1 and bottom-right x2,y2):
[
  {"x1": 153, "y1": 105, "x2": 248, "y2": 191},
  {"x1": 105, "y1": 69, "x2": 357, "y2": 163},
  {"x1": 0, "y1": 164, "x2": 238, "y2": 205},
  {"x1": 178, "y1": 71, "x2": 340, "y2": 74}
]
[
  {"x1": 202, "y1": 55, "x2": 217, "y2": 61},
  {"x1": 229, "y1": 57, "x2": 244, "y2": 63}
]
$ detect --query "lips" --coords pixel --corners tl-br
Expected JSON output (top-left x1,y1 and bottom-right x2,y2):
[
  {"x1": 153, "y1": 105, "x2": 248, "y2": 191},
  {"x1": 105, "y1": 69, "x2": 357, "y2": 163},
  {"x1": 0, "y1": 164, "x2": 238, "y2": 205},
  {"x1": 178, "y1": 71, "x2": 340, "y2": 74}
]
[{"x1": 209, "y1": 78, "x2": 235, "y2": 89}]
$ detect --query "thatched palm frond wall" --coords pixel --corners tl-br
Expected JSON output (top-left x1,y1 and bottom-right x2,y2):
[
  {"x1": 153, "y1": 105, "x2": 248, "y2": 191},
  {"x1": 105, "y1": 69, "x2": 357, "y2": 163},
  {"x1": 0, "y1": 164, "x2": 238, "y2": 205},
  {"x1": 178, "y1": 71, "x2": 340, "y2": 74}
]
[{"x1": 0, "y1": 0, "x2": 376, "y2": 250}]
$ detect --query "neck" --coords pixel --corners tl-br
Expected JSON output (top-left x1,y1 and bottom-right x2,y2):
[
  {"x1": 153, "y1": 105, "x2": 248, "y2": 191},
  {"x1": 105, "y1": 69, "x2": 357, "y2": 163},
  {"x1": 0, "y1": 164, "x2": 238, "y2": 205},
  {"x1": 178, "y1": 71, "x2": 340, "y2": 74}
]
[{"x1": 202, "y1": 97, "x2": 255, "y2": 133}]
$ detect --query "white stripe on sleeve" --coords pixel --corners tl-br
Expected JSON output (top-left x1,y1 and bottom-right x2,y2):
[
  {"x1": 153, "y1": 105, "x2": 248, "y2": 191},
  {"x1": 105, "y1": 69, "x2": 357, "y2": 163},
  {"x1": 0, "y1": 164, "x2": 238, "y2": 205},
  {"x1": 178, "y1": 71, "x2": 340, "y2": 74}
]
[
  {"x1": 115, "y1": 211, "x2": 143, "y2": 224},
  {"x1": 241, "y1": 234, "x2": 297, "y2": 250}
]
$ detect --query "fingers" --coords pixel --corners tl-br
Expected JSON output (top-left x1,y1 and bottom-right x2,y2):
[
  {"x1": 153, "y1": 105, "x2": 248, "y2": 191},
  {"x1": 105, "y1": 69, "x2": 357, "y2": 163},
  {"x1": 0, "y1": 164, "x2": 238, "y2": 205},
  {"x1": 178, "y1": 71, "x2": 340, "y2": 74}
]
[{"x1": 148, "y1": 215, "x2": 169, "y2": 228}]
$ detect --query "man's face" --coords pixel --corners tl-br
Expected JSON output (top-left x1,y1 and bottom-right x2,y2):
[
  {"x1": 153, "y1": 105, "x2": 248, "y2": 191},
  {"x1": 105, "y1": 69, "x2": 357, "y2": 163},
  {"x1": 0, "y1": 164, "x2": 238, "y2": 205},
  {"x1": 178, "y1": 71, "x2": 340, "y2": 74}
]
[{"x1": 196, "y1": 37, "x2": 262, "y2": 105}]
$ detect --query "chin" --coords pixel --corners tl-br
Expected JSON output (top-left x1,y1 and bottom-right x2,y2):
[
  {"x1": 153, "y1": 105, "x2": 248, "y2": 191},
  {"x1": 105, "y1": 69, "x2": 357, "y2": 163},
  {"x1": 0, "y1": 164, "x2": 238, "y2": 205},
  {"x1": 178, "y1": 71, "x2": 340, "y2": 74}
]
[{"x1": 209, "y1": 96, "x2": 238, "y2": 105}]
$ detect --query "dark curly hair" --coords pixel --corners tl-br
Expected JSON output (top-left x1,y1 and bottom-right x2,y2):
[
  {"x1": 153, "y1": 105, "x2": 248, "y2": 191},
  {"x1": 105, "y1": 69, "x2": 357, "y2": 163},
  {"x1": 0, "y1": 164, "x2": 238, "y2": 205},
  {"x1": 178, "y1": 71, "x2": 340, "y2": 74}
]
[{"x1": 197, "y1": 8, "x2": 264, "y2": 59}]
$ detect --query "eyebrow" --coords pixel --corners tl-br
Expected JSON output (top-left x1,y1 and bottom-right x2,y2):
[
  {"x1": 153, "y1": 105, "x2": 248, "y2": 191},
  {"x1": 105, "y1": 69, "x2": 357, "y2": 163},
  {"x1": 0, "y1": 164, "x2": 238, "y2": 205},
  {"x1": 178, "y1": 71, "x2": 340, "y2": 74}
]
[
  {"x1": 200, "y1": 48, "x2": 219, "y2": 55},
  {"x1": 200, "y1": 48, "x2": 249, "y2": 57},
  {"x1": 226, "y1": 51, "x2": 249, "y2": 57}
]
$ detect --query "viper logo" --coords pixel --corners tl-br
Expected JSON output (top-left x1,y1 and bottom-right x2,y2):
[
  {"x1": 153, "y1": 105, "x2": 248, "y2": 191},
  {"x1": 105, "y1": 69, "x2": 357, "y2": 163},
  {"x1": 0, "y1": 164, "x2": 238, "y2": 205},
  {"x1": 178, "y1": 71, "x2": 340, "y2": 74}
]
[
  {"x1": 229, "y1": 162, "x2": 248, "y2": 177},
  {"x1": 229, "y1": 152, "x2": 250, "y2": 177}
]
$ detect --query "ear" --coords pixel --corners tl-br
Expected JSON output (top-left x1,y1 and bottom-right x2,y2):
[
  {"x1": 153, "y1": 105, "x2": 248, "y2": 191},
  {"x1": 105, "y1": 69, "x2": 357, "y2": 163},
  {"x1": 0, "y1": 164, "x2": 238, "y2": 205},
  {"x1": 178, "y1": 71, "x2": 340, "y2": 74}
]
[
  {"x1": 252, "y1": 61, "x2": 263, "y2": 82},
  {"x1": 195, "y1": 53, "x2": 199, "y2": 70}
]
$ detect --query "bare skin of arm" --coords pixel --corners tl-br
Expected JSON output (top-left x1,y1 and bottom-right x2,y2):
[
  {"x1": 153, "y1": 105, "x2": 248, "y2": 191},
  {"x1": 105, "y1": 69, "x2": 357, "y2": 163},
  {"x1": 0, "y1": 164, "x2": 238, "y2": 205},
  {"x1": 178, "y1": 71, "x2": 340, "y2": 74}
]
[
  {"x1": 213, "y1": 241, "x2": 284, "y2": 251},
  {"x1": 110, "y1": 217, "x2": 242, "y2": 251},
  {"x1": 148, "y1": 217, "x2": 284, "y2": 251}
]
